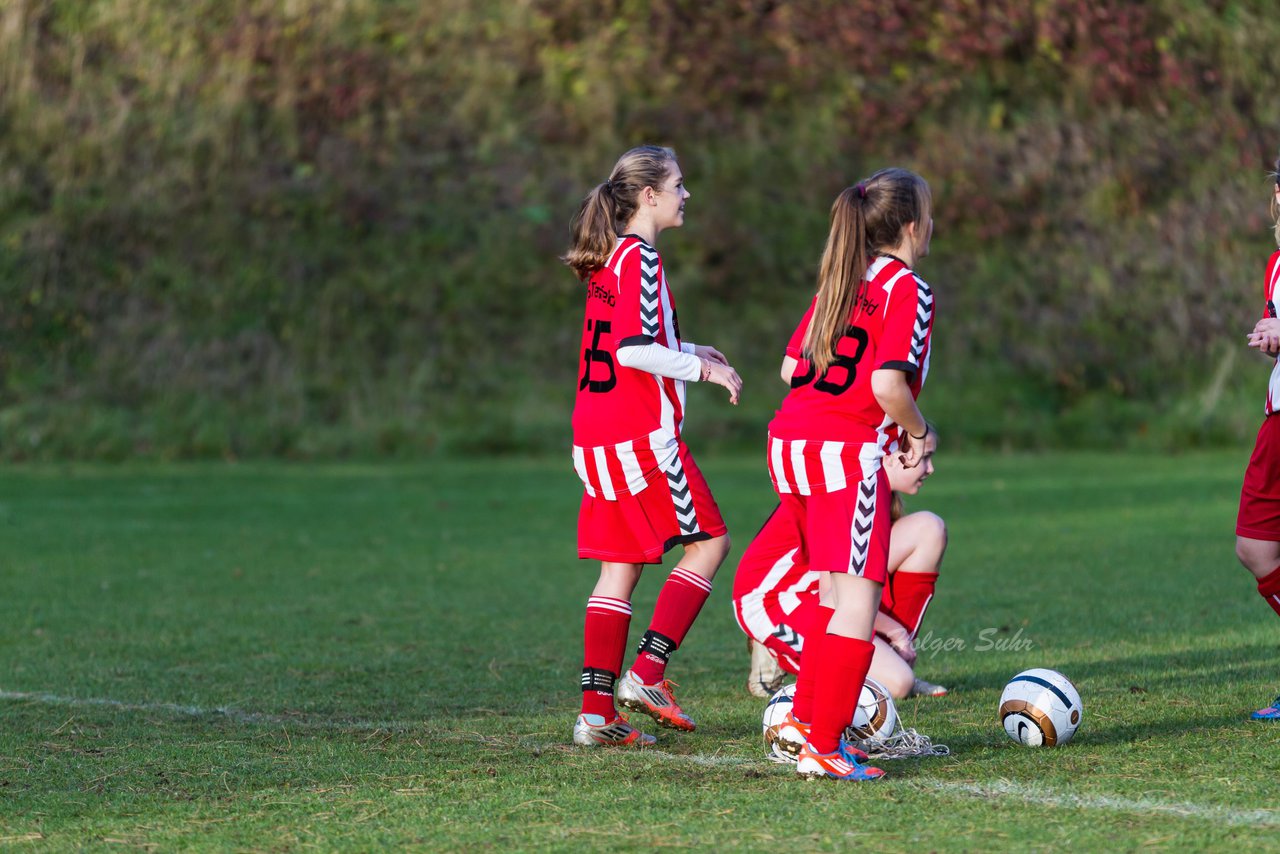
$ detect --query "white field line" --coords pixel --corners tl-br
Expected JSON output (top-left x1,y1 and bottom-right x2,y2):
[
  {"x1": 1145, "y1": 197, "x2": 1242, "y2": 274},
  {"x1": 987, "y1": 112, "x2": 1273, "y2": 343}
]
[
  {"x1": 646, "y1": 750, "x2": 758, "y2": 767},
  {"x1": 921, "y1": 779, "x2": 1280, "y2": 829},
  {"x1": 0, "y1": 690, "x2": 425, "y2": 732},
  {"x1": 5, "y1": 690, "x2": 1278, "y2": 828},
  {"x1": 608, "y1": 751, "x2": 1280, "y2": 828}
]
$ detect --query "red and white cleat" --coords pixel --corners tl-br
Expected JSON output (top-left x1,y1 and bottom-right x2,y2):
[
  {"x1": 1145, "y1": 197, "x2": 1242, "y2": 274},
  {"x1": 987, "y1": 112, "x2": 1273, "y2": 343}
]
[{"x1": 616, "y1": 670, "x2": 696, "y2": 731}]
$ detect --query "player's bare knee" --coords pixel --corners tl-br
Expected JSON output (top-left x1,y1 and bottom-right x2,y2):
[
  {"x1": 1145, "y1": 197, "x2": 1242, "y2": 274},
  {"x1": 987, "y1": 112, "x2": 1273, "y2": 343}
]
[
  {"x1": 682, "y1": 533, "x2": 730, "y2": 576},
  {"x1": 921, "y1": 512, "x2": 947, "y2": 558},
  {"x1": 696, "y1": 532, "x2": 731, "y2": 563},
  {"x1": 1235, "y1": 538, "x2": 1272, "y2": 576},
  {"x1": 903, "y1": 512, "x2": 947, "y2": 570},
  {"x1": 1235, "y1": 539, "x2": 1253, "y2": 571},
  {"x1": 880, "y1": 668, "x2": 913, "y2": 700},
  {"x1": 596, "y1": 562, "x2": 643, "y2": 598}
]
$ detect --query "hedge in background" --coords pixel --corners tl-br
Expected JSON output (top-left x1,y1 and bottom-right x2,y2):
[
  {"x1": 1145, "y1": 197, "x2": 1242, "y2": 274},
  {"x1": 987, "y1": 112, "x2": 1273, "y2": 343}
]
[{"x1": 2, "y1": 0, "x2": 1278, "y2": 458}]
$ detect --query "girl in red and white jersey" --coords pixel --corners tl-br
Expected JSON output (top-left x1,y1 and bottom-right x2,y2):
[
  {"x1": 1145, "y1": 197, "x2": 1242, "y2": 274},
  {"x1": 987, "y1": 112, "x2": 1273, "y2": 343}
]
[
  {"x1": 734, "y1": 429, "x2": 948, "y2": 701},
  {"x1": 767, "y1": 168, "x2": 936, "y2": 781},
  {"x1": 1236, "y1": 157, "x2": 1280, "y2": 722},
  {"x1": 563, "y1": 145, "x2": 742, "y2": 747}
]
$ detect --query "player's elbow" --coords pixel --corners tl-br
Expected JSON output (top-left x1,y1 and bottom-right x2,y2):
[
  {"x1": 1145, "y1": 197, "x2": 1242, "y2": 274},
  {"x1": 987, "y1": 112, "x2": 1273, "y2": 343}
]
[
  {"x1": 870, "y1": 369, "x2": 907, "y2": 403},
  {"x1": 780, "y1": 356, "x2": 797, "y2": 384},
  {"x1": 615, "y1": 345, "x2": 641, "y2": 369}
]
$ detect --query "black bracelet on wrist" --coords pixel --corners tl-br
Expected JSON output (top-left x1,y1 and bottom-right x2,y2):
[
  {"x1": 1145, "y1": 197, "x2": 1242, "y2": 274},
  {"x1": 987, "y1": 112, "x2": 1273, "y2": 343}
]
[{"x1": 908, "y1": 426, "x2": 928, "y2": 440}]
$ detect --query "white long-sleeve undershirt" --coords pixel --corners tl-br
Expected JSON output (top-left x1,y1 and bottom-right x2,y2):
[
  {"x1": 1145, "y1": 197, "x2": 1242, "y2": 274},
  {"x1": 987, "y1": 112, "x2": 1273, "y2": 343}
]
[{"x1": 616, "y1": 340, "x2": 702, "y2": 382}]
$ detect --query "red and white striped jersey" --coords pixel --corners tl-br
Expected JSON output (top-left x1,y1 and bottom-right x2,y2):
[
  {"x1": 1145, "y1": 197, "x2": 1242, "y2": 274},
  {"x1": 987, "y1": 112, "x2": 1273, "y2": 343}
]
[
  {"x1": 1263, "y1": 250, "x2": 1280, "y2": 416},
  {"x1": 768, "y1": 256, "x2": 934, "y2": 494},
  {"x1": 572, "y1": 236, "x2": 687, "y2": 497}
]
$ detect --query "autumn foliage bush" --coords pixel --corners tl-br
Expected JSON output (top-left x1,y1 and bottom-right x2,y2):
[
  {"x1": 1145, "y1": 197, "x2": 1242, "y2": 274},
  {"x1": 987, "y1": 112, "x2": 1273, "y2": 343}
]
[{"x1": 1, "y1": 0, "x2": 1279, "y2": 457}]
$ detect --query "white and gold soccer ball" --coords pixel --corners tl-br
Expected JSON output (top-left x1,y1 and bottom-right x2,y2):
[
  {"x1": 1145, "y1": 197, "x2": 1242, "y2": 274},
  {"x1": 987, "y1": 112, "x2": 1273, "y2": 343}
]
[
  {"x1": 763, "y1": 677, "x2": 900, "y2": 761},
  {"x1": 849, "y1": 677, "x2": 897, "y2": 742},
  {"x1": 761, "y1": 682, "x2": 796, "y2": 760},
  {"x1": 999, "y1": 668, "x2": 1082, "y2": 747}
]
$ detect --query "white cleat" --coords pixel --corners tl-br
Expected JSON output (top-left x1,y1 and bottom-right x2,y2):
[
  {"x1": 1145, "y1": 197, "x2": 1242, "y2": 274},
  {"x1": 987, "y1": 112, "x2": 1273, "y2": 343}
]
[
  {"x1": 910, "y1": 677, "x2": 949, "y2": 697},
  {"x1": 746, "y1": 638, "x2": 786, "y2": 699},
  {"x1": 572, "y1": 713, "x2": 657, "y2": 747}
]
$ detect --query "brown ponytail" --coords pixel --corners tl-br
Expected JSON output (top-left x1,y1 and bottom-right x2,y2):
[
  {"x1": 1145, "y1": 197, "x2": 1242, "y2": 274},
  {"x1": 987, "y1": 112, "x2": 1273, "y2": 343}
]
[
  {"x1": 802, "y1": 168, "x2": 932, "y2": 376},
  {"x1": 563, "y1": 145, "x2": 677, "y2": 280}
]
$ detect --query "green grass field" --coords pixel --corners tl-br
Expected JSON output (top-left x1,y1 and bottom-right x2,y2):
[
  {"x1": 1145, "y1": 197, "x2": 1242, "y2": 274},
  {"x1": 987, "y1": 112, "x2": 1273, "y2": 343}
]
[{"x1": 2, "y1": 452, "x2": 1279, "y2": 850}]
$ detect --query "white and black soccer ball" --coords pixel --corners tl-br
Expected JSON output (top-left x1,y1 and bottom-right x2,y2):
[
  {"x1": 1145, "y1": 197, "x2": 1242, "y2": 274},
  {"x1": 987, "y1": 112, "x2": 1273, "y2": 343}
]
[
  {"x1": 761, "y1": 682, "x2": 796, "y2": 760},
  {"x1": 999, "y1": 668, "x2": 1082, "y2": 747},
  {"x1": 849, "y1": 677, "x2": 898, "y2": 742}
]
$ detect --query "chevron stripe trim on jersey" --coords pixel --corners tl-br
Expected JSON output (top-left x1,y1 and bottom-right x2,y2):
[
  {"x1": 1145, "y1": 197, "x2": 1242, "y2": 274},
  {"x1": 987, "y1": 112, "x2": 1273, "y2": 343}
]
[
  {"x1": 909, "y1": 275, "x2": 934, "y2": 364},
  {"x1": 662, "y1": 453, "x2": 700, "y2": 535},
  {"x1": 639, "y1": 245, "x2": 661, "y2": 338},
  {"x1": 772, "y1": 623, "x2": 803, "y2": 653},
  {"x1": 848, "y1": 474, "x2": 877, "y2": 576}
]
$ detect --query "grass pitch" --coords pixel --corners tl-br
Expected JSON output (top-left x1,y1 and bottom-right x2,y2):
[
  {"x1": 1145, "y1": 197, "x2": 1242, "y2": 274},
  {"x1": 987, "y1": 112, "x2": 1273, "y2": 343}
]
[{"x1": 2, "y1": 452, "x2": 1279, "y2": 850}]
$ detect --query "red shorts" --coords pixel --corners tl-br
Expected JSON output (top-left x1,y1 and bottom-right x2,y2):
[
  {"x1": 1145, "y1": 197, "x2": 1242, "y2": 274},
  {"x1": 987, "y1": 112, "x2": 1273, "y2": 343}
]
[
  {"x1": 776, "y1": 466, "x2": 891, "y2": 584},
  {"x1": 1238, "y1": 415, "x2": 1280, "y2": 540},
  {"x1": 578, "y1": 441, "x2": 727, "y2": 564}
]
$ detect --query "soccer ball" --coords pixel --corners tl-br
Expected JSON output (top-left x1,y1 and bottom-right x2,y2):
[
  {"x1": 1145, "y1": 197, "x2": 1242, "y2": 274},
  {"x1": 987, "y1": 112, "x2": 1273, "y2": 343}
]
[
  {"x1": 999, "y1": 668, "x2": 1082, "y2": 747},
  {"x1": 762, "y1": 677, "x2": 899, "y2": 760},
  {"x1": 848, "y1": 677, "x2": 897, "y2": 742},
  {"x1": 761, "y1": 682, "x2": 796, "y2": 757}
]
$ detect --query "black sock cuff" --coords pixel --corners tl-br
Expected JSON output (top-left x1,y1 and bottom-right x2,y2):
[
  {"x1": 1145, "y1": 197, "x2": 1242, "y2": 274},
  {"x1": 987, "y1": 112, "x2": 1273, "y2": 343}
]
[
  {"x1": 637, "y1": 630, "x2": 677, "y2": 662},
  {"x1": 580, "y1": 667, "x2": 616, "y2": 693}
]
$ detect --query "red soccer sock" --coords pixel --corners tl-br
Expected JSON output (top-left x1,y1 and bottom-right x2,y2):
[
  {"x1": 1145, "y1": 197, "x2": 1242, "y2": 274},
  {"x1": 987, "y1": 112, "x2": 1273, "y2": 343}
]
[
  {"x1": 791, "y1": 603, "x2": 834, "y2": 724},
  {"x1": 581, "y1": 596, "x2": 632, "y2": 719},
  {"x1": 808, "y1": 634, "x2": 875, "y2": 755},
  {"x1": 1258, "y1": 565, "x2": 1280, "y2": 618},
  {"x1": 882, "y1": 571, "x2": 939, "y2": 637},
  {"x1": 629, "y1": 567, "x2": 713, "y2": 684}
]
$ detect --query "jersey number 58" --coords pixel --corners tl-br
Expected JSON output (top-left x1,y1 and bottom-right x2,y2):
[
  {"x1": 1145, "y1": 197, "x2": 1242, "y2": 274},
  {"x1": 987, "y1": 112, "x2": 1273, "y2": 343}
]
[{"x1": 791, "y1": 325, "x2": 868, "y2": 396}]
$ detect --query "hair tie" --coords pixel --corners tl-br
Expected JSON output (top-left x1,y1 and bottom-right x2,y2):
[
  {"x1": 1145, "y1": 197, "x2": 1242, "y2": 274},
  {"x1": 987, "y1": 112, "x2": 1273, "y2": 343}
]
[
  {"x1": 855, "y1": 182, "x2": 867, "y2": 199},
  {"x1": 604, "y1": 179, "x2": 614, "y2": 192}
]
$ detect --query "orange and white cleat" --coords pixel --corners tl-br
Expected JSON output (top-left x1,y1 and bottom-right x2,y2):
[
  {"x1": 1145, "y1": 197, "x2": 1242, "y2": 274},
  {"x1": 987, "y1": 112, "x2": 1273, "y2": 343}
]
[
  {"x1": 572, "y1": 713, "x2": 657, "y2": 747},
  {"x1": 777, "y1": 713, "x2": 869, "y2": 762},
  {"x1": 616, "y1": 670, "x2": 696, "y2": 731},
  {"x1": 773, "y1": 711, "x2": 810, "y2": 757},
  {"x1": 796, "y1": 741, "x2": 885, "y2": 781}
]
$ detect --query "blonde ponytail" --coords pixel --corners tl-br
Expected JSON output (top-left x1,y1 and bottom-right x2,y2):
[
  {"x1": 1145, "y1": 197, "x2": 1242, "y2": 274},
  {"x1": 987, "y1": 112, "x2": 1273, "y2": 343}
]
[{"x1": 803, "y1": 187, "x2": 867, "y2": 376}]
